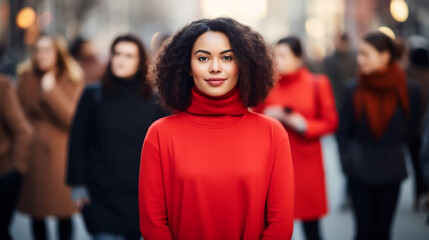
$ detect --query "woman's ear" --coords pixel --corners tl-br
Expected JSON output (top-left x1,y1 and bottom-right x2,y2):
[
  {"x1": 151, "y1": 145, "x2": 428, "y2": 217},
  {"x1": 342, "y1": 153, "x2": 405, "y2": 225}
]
[
  {"x1": 380, "y1": 50, "x2": 391, "y2": 66},
  {"x1": 295, "y1": 57, "x2": 304, "y2": 69}
]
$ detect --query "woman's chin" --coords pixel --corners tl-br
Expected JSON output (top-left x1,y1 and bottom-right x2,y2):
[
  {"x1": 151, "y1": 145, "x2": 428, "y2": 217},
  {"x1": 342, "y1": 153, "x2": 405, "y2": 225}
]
[{"x1": 198, "y1": 85, "x2": 234, "y2": 97}]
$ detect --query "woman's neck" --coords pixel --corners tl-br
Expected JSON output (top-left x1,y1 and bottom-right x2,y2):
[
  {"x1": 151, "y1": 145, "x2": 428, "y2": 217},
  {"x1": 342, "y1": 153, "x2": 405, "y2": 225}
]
[
  {"x1": 115, "y1": 74, "x2": 136, "y2": 81},
  {"x1": 38, "y1": 66, "x2": 59, "y2": 78}
]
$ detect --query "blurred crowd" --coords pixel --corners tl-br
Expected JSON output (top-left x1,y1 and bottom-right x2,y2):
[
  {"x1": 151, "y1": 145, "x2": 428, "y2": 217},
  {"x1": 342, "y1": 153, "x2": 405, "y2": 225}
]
[{"x1": 1, "y1": 17, "x2": 429, "y2": 240}]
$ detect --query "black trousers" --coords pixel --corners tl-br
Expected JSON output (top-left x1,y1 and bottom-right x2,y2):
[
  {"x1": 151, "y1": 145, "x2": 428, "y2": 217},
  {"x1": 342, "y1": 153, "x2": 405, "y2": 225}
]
[
  {"x1": 348, "y1": 179, "x2": 400, "y2": 240},
  {"x1": 302, "y1": 219, "x2": 322, "y2": 240},
  {"x1": 0, "y1": 169, "x2": 22, "y2": 240},
  {"x1": 32, "y1": 217, "x2": 72, "y2": 240},
  {"x1": 409, "y1": 138, "x2": 428, "y2": 198}
]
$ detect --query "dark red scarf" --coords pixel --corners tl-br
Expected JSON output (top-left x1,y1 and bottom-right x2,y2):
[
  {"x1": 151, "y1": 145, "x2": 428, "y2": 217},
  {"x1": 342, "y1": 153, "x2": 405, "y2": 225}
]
[{"x1": 354, "y1": 63, "x2": 409, "y2": 139}]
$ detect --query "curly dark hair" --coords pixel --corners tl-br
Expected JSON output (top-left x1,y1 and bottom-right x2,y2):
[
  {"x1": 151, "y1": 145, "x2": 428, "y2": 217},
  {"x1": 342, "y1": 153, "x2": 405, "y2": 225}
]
[{"x1": 151, "y1": 17, "x2": 275, "y2": 111}]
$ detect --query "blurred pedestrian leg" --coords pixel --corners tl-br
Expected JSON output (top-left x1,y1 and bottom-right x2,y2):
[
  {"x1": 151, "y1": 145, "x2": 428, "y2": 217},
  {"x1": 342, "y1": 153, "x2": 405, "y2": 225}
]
[
  {"x1": 348, "y1": 179, "x2": 400, "y2": 240},
  {"x1": 0, "y1": 170, "x2": 22, "y2": 240},
  {"x1": 94, "y1": 233, "x2": 141, "y2": 240}
]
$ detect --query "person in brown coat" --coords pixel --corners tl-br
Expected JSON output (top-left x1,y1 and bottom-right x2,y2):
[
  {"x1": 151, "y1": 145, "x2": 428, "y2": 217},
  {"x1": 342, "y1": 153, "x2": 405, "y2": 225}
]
[
  {"x1": 16, "y1": 34, "x2": 84, "y2": 240},
  {"x1": 0, "y1": 74, "x2": 33, "y2": 240}
]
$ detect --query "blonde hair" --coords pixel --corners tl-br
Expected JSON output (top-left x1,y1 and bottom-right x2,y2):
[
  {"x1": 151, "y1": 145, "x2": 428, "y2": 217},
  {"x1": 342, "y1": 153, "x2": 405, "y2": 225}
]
[{"x1": 18, "y1": 34, "x2": 83, "y2": 83}]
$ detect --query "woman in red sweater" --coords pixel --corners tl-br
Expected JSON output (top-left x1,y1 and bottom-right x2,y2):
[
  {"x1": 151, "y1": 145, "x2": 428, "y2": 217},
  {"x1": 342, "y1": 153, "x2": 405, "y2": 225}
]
[
  {"x1": 256, "y1": 37, "x2": 338, "y2": 240},
  {"x1": 139, "y1": 18, "x2": 295, "y2": 240}
]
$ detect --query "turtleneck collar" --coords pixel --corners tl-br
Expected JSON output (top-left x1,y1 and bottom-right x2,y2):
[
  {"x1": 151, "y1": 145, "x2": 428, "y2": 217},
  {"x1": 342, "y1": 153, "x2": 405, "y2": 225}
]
[
  {"x1": 278, "y1": 67, "x2": 308, "y2": 85},
  {"x1": 186, "y1": 86, "x2": 247, "y2": 116},
  {"x1": 112, "y1": 74, "x2": 140, "y2": 89},
  {"x1": 182, "y1": 86, "x2": 248, "y2": 128}
]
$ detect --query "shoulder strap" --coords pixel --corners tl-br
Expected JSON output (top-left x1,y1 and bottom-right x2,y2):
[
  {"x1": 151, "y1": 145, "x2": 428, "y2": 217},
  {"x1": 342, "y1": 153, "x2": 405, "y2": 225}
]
[{"x1": 313, "y1": 74, "x2": 321, "y2": 118}]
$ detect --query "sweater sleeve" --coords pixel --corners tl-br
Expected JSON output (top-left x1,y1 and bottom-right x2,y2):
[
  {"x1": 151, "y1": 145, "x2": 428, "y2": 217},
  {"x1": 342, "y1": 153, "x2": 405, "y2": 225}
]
[
  {"x1": 66, "y1": 86, "x2": 97, "y2": 186},
  {"x1": 2, "y1": 81, "x2": 33, "y2": 174},
  {"x1": 262, "y1": 125, "x2": 295, "y2": 239},
  {"x1": 336, "y1": 83, "x2": 357, "y2": 174},
  {"x1": 139, "y1": 123, "x2": 173, "y2": 240},
  {"x1": 303, "y1": 76, "x2": 339, "y2": 139},
  {"x1": 41, "y1": 79, "x2": 84, "y2": 128}
]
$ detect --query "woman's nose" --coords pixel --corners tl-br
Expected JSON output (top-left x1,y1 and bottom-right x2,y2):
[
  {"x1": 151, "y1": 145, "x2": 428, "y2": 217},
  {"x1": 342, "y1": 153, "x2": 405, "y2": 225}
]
[{"x1": 209, "y1": 59, "x2": 221, "y2": 73}]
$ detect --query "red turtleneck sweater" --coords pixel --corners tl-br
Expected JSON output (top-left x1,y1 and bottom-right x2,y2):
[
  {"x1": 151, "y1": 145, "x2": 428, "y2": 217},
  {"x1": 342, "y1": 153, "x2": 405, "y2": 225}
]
[{"x1": 138, "y1": 87, "x2": 295, "y2": 240}]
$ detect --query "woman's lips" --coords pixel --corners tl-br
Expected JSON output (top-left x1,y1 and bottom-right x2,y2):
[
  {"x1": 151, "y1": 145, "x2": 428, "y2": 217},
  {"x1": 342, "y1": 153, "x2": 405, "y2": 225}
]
[{"x1": 205, "y1": 78, "x2": 226, "y2": 86}]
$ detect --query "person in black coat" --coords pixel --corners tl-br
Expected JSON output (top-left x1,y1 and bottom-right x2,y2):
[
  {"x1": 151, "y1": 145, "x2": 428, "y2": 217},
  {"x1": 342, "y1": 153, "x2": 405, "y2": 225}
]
[
  {"x1": 337, "y1": 32, "x2": 421, "y2": 240},
  {"x1": 420, "y1": 102, "x2": 429, "y2": 223},
  {"x1": 407, "y1": 46, "x2": 429, "y2": 210},
  {"x1": 67, "y1": 34, "x2": 169, "y2": 240},
  {"x1": 422, "y1": 104, "x2": 429, "y2": 187}
]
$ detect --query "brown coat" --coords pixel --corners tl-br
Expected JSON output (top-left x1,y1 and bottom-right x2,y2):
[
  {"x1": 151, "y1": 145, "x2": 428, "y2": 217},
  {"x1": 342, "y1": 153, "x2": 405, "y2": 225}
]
[
  {"x1": 0, "y1": 75, "x2": 33, "y2": 176},
  {"x1": 16, "y1": 71, "x2": 84, "y2": 217}
]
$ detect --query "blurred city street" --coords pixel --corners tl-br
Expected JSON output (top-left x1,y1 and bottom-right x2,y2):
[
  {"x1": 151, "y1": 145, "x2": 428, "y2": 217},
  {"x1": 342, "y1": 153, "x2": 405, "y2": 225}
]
[
  {"x1": 9, "y1": 136, "x2": 429, "y2": 240},
  {"x1": 2, "y1": 0, "x2": 429, "y2": 239}
]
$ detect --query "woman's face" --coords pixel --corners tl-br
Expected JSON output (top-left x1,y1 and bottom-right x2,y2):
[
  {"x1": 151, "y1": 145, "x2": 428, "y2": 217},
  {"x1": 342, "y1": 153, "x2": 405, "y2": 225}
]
[
  {"x1": 357, "y1": 41, "x2": 390, "y2": 75},
  {"x1": 190, "y1": 31, "x2": 239, "y2": 97},
  {"x1": 80, "y1": 42, "x2": 95, "y2": 58},
  {"x1": 34, "y1": 37, "x2": 57, "y2": 72},
  {"x1": 111, "y1": 41, "x2": 140, "y2": 78},
  {"x1": 275, "y1": 44, "x2": 302, "y2": 75}
]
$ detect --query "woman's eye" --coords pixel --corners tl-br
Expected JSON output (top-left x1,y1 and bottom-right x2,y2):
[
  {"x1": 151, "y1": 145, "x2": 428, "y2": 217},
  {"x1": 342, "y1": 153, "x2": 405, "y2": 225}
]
[
  {"x1": 222, "y1": 56, "x2": 233, "y2": 61},
  {"x1": 198, "y1": 56, "x2": 209, "y2": 61}
]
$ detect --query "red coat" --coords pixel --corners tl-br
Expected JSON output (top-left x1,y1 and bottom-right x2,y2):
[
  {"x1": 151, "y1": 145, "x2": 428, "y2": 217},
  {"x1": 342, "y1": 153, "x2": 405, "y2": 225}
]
[
  {"x1": 256, "y1": 67, "x2": 338, "y2": 220},
  {"x1": 139, "y1": 87, "x2": 295, "y2": 240}
]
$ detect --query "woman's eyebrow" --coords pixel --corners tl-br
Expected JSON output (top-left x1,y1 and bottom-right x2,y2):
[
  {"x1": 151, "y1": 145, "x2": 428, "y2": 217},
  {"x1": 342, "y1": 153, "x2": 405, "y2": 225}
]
[
  {"x1": 194, "y1": 49, "x2": 233, "y2": 55},
  {"x1": 220, "y1": 49, "x2": 233, "y2": 54},
  {"x1": 194, "y1": 50, "x2": 210, "y2": 55}
]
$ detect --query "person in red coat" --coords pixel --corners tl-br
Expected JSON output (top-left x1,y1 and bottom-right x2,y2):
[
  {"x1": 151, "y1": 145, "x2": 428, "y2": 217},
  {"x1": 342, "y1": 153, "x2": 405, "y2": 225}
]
[
  {"x1": 256, "y1": 37, "x2": 338, "y2": 240},
  {"x1": 138, "y1": 18, "x2": 295, "y2": 240}
]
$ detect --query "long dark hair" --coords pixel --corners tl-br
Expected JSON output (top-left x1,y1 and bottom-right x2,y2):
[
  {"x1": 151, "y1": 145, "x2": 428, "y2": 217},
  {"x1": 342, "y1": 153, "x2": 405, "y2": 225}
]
[{"x1": 102, "y1": 34, "x2": 152, "y2": 98}]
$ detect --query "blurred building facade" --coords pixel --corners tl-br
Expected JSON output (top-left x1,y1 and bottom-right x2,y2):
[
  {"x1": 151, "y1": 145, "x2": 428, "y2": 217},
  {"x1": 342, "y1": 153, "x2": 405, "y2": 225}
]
[{"x1": 1, "y1": 0, "x2": 429, "y2": 70}]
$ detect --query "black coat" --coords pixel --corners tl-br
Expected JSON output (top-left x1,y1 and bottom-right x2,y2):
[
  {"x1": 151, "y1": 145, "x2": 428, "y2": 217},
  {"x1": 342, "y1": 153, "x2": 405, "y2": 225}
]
[
  {"x1": 67, "y1": 78, "x2": 169, "y2": 235},
  {"x1": 337, "y1": 79, "x2": 421, "y2": 185},
  {"x1": 420, "y1": 103, "x2": 429, "y2": 186}
]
